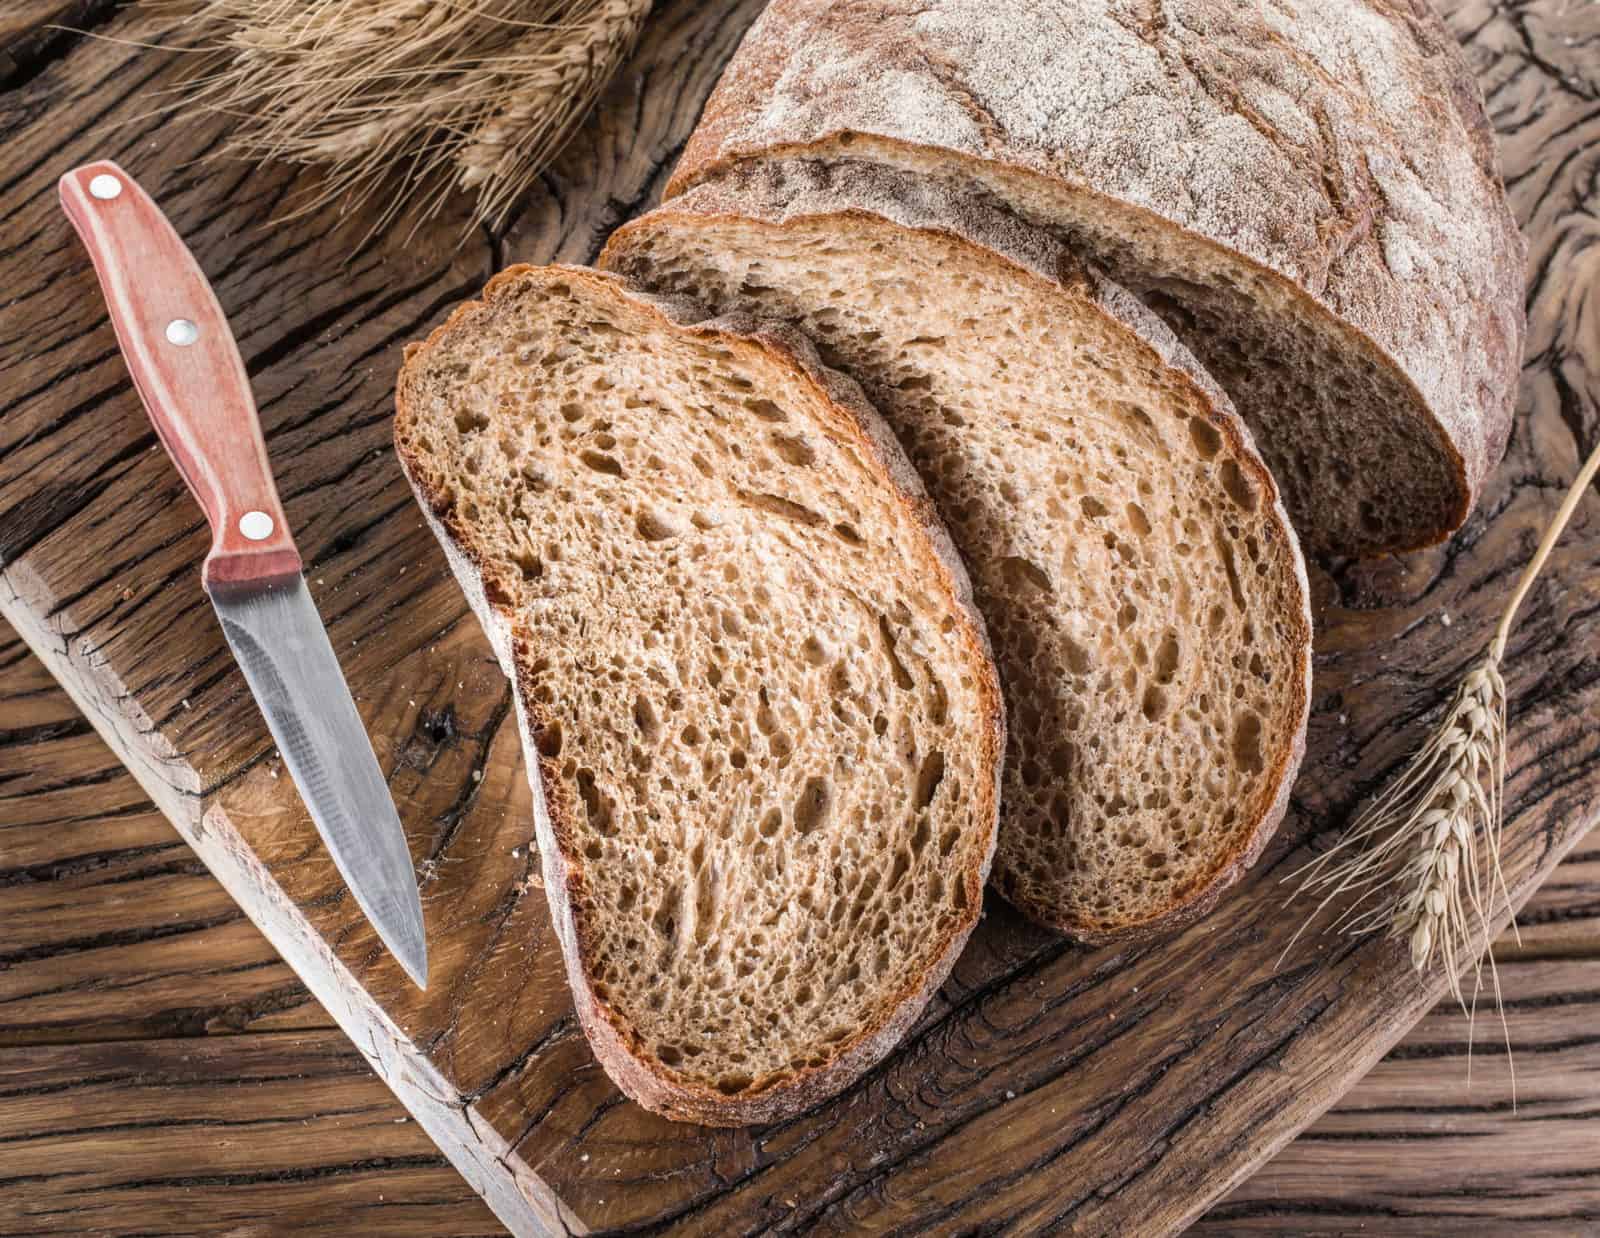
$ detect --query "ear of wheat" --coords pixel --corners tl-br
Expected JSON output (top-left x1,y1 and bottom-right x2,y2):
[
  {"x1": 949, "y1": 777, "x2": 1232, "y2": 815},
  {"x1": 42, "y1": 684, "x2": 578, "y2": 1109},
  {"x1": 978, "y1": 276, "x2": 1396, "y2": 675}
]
[
  {"x1": 1287, "y1": 433, "x2": 1600, "y2": 1054},
  {"x1": 155, "y1": 0, "x2": 652, "y2": 235}
]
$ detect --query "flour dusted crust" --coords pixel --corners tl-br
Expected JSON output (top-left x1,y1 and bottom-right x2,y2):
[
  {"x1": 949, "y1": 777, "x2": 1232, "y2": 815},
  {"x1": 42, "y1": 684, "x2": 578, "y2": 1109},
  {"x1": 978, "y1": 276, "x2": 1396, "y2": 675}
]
[
  {"x1": 670, "y1": 0, "x2": 1526, "y2": 555},
  {"x1": 395, "y1": 265, "x2": 1004, "y2": 1125}
]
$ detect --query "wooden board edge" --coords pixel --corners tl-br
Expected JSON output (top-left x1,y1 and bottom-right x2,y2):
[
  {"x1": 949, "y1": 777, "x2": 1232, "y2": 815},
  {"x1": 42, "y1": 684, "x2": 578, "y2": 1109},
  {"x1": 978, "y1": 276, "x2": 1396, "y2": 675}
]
[{"x1": 0, "y1": 560, "x2": 567, "y2": 1238}]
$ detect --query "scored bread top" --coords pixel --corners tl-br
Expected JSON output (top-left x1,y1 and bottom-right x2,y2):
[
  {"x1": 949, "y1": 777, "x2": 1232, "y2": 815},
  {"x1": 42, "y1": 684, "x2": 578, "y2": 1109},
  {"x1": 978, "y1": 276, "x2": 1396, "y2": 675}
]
[
  {"x1": 394, "y1": 265, "x2": 1004, "y2": 1124},
  {"x1": 603, "y1": 159, "x2": 1312, "y2": 940},
  {"x1": 667, "y1": 0, "x2": 1525, "y2": 557}
]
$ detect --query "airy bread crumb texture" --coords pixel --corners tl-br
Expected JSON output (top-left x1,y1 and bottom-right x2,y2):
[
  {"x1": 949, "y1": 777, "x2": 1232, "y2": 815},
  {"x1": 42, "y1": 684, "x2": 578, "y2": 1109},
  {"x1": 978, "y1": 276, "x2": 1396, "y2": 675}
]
[
  {"x1": 395, "y1": 268, "x2": 999, "y2": 1107},
  {"x1": 606, "y1": 171, "x2": 1310, "y2": 936}
]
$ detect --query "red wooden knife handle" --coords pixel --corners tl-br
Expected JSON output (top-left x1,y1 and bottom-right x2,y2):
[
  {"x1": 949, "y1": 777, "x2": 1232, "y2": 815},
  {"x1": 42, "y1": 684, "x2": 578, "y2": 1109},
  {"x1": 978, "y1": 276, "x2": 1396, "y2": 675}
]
[{"x1": 59, "y1": 160, "x2": 301, "y2": 593}]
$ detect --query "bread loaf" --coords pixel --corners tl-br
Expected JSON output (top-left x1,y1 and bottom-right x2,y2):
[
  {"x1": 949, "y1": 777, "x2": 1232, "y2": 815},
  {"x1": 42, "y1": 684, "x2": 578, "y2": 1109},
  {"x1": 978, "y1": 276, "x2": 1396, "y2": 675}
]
[
  {"x1": 394, "y1": 265, "x2": 1004, "y2": 1124},
  {"x1": 603, "y1": 160, "x2": 1312, "y2": 939},
  {"x1": 667, "y1": 0, "x2": 1526, "y2": 558}
]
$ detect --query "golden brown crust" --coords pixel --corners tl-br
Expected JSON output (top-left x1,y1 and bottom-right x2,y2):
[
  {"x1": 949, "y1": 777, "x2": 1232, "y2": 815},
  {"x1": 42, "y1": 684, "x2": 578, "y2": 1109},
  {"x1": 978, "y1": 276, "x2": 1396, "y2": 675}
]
[
  {"x1": 394, "y1": 263, "x2": 1005, "y2": 1125},
  {"x1": 602, "y1": 166, "x2": 1313, "y2": 943},
  {"x1": 668, "y1": 0, "x2": 1526, "y2": 556}
]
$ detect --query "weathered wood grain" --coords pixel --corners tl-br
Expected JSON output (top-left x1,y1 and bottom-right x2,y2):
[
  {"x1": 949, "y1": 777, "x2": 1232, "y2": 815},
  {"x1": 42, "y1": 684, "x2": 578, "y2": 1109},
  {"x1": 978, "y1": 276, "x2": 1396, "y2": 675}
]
[
  {"x1": 0, "y1": 0, "x2": 1596, "y2": 1235},
  {"x1": 0, "y1": 1031, "x2": 498, "y2": 1236},
  {"x1": 5, "y1": 610, "x2": 1594, "y2": 1234}
]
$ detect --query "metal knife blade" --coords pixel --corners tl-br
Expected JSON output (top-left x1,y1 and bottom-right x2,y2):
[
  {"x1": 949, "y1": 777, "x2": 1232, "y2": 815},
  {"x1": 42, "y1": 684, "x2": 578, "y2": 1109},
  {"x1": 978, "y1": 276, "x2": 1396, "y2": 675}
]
[{"x1": 213, "y1": 579, "x2": 428, "y2": 989}]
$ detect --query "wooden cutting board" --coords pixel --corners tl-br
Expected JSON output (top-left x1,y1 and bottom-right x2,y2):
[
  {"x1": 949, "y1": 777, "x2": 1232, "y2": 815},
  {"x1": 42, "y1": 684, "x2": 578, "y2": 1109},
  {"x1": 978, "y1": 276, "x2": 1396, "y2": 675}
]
[{"x1": 1, "y1": 1, "x2": 1596, "y2": 1233}]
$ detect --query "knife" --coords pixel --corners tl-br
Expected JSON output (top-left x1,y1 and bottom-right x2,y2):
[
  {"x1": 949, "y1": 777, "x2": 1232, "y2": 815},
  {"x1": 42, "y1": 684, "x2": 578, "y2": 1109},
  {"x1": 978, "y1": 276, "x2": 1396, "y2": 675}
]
[{"x1": 59, "y1": 160, "x2": 429, "y2": 990}]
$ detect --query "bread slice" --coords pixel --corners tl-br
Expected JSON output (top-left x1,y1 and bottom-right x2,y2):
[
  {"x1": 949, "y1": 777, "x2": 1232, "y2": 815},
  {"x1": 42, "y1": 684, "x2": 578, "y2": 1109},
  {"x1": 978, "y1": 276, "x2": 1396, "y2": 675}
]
[
  {"x1": 603, "y1": 159, "x2": 1312, "y2": 940},
  {"x1": 666, "y1": 0, "x2": 1526, "y2": 558},
  {"x1": 394, "y1": 265, "x2": 1004, "y2": 1125}
]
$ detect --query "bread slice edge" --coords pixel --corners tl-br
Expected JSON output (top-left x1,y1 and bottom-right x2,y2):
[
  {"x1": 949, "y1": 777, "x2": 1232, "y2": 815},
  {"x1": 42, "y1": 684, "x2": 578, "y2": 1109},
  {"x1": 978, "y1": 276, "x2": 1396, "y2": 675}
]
[
  {"x1": 602, "y1": 172, "x2": 1314, "y2": 942},
  {"x1": 393, "y1": 263, "x2": 1006, "y2": 1124}
]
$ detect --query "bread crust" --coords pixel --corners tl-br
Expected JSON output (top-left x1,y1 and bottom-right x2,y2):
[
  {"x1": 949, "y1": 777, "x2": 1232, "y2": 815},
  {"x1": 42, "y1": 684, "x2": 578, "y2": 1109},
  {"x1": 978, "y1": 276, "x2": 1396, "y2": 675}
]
[
  {"x1": 667, "y1": 0, "x2": 1526, "y2": 555},
  {"x1": 602, "y1": 162, "x2": 1313, "y2": 942},
  {"x1": 394, "y1": 264, "x2": 1005, "y2": 1125}
]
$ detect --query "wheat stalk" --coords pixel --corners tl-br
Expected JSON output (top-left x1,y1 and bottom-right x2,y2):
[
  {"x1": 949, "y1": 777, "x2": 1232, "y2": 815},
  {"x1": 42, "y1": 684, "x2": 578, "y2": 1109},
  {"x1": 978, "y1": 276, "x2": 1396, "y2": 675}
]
[
  {"x1": 1286, "y1": 433, "x2": 1600, "y2": 1071},
  {"x1": 149, "y1": 0, "x2": 652, "y2": 235}
]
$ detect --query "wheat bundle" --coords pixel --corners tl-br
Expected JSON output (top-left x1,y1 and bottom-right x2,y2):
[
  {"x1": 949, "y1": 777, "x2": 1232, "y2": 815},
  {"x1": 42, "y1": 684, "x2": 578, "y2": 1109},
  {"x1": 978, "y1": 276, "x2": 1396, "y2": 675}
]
[{"x1": 169, "y1": 0, "x2": 652, "y2": 232}]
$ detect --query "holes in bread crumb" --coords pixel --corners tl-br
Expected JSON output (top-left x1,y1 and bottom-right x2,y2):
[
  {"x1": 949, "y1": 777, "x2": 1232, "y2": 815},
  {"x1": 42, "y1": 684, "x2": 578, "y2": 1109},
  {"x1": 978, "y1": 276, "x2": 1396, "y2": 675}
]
[
  {"x1": 914, "y1": 750, "x2": 946, "y2": 812},
  {"x1": 575, "y1": 768, "x2": 615, "y2": 834},
  {"x1": 1189, "y1": 417, "x2": 1223, "y2": 459},
  {"x1": 657, "y1": 1045, "x2": 683, "y2": 1067},
  {"x1": 1214, "y1": 530, "x2": 1247, "y2": 611},
  {"x1": 454, "y1": 407, "x2": 489, "y2": 435},
  {"x1": 1080, "y1": 495, "x2": 1109, "y2": 519},
  {"x1": 1117, "y1": 599, "x2": 1138, "y2": 630},
  {"x1": 771, "y1": 432, "x2": 815, "y2": 467},
  {"x1": 1155, "y1": 632, "x2": 1181, "y2": 684},
  {"x1": 690, "y1": 452, "x2": 713, "y2": 477},
  {"x1": 834, "y1": 523, "x2": 863, "y2": 546},
  {"x1": 1141, "y1": 685, "x2": 1167, "y2": 722},
  {"x1": 1232, "y1": 712, "x2": 1264, "y2": 774},
  {"x1": 1126, "y1": 502, "x2": 1152, "y2": 538},
  {"x1": 651, "y1": 892, "x2": 677, "y2": 944},
  {"x1": 745, "y1": 397, "x2": 785, "y2": 422},
  {"x1": 633, "y1": 696, "x2": 660, "y2": 743},
  {"x1": 758, "y1": 807, "x2": 782, "y2": 838},
  {"x1": 579, "y1": 450, "x2": 623, "y2": 477},
  {"x1": 635, "y1": 507, "x2": 684, "y2": 542},
  {"x1": 514, "y1": 550, "x2": 544, "y2": 581},
  {"x1": 559, "y1": 402, "x2": 584, "y2": 423},
  {"x1": 877, "y1": 617, "x2": 915, "y2": 690},
  {"x1": 1219, "y1": 458, "x2": 1257, "y2": 511},
  {"x1": 739, "y1": 489, "x2": 825, "y2": 527},
  {"x1": 794, "y1": 776, "x2": 832, "y2": 835},
  {"x1": 999, "y1": 556, "x2": 1052, "y2": 593},
  {"x1": 534, "y1": 721, "x2": 562, "y2": 759}
]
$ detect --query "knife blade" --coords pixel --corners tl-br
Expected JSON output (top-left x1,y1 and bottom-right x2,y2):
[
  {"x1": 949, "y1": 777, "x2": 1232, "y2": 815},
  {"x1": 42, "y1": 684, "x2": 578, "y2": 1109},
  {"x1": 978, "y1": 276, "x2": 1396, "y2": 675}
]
[{"x1": 59, "y1": 159, "x2": 428, "y2": 990}]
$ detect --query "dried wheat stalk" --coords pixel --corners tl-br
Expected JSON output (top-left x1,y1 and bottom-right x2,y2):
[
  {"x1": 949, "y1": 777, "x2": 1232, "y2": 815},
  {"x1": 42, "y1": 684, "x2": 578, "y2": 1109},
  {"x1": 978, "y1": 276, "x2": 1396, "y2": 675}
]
[
  {"x1": 1287, "y1": 433, "x2": 1600, "y2": 1050},
  {"x1": 155, "y1": 0, "x2": 652, "y2": 234}
]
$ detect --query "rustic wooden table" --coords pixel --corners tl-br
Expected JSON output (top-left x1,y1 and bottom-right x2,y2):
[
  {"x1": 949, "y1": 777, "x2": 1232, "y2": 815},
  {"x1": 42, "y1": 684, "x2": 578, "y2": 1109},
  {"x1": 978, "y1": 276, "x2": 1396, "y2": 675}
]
[
  {"x1": 3, "y1": 1, "x2": 1598, "y2": 1235},
  {"x1": 2, "y1": 609, "x2": 1595, "y2": 1235}
]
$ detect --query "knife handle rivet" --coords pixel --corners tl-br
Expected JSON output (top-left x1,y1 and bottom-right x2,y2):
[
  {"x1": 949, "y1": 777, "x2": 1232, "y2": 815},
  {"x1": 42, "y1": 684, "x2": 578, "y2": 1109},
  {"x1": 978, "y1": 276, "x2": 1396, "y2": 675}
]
[
  {"x1": 89, "y1": 173, "x2": 123, "y2": 200},
  {"x1": 165, "y1": 318, "x2": 199, "y2": 346},
  {"x1": 239, "y1": 510, "x2": 275, "y2": 541}
]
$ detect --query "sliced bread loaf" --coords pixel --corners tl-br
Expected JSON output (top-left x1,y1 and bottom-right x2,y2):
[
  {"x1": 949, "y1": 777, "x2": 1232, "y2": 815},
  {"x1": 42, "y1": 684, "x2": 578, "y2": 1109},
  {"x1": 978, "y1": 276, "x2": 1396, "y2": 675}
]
[
  {"x1": 602, "y1": 160, "x2": 1312, "y2": 940},
  {"x1": 394, "y1": 265, "x2": 1004, "y2": 1125},
  {"x1": 667, "y1": 0, "x2": 1526, "y2": 558}
]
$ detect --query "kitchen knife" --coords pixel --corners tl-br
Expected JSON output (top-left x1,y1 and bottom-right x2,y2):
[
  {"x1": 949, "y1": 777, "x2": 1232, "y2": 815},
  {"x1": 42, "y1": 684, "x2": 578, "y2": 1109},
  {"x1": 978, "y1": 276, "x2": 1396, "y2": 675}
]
[{"x1": 59, "y1": 160, "x2": 429, "y2": 990}]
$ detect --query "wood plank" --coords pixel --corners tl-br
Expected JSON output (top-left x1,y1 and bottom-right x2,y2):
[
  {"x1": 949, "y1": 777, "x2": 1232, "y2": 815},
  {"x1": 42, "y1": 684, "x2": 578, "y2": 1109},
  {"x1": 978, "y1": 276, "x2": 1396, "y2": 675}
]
[
  {"x1": 0, "y1": 1, "x2": 1597, "y2": 1235},
  {"x1": 0, "y1": 1031, "x2": 497, "y2": 1237},
  {"x1": 2, "y1": 622, "x2": 1596, "y2": 1237},
  {"x1": 1206, "y1": 941, "x2": 1600, "y2": 1233},
  {"x1": 0, "y1": 621, "x2": 326, "y2": 1045}
]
